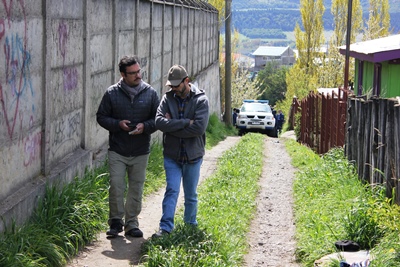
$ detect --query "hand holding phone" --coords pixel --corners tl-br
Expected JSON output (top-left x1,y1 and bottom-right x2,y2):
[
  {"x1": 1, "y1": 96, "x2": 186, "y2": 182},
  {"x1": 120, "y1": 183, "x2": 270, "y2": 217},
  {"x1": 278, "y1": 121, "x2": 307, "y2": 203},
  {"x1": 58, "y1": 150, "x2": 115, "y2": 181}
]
[{"x1": 127, "y1": 123, "x2": 137, "y2": 130}]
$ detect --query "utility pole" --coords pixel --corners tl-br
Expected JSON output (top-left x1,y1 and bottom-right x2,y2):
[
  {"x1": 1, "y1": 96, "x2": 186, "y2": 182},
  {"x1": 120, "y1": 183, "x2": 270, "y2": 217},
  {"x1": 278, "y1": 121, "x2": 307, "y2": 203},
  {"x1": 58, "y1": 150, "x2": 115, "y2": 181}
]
[
  {"x1": 224, "y1": 0, "x2": 232, "y2": 125},
  {"x1": 343, "y1": 0, "x2": 352, "y2": 92}
]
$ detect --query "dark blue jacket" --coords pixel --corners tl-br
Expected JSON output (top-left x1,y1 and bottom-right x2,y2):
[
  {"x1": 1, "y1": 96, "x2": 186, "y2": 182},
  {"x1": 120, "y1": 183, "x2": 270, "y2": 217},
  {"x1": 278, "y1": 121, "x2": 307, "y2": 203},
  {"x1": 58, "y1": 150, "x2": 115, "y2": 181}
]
[{"x1": 96, "y1": 79, "x2": 159, "y2": 157}]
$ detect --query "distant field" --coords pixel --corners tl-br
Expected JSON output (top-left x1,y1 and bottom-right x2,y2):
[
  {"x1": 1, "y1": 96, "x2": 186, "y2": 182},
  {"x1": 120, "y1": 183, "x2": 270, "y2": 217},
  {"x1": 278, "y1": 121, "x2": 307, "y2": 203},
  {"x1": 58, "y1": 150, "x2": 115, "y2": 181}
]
[{"x1": 235, "y1": 30, "x2": 339, "y2": 56}]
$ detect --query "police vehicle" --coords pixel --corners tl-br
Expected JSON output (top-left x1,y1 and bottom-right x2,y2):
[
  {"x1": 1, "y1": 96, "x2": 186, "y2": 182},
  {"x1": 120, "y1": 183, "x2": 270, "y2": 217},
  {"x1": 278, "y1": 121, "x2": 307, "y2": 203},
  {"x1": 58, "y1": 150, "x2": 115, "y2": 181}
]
[{"x1": 236, "y1": 100, "x2": 277, "y2": 137}]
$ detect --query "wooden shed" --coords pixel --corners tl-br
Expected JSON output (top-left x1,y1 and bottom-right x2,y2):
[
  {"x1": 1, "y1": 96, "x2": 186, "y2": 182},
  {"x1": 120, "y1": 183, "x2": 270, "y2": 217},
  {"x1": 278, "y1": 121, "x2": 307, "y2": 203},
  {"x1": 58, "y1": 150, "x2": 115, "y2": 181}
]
[{"x1": 339, "y1": 34, "x2": 400, "y2": 98}]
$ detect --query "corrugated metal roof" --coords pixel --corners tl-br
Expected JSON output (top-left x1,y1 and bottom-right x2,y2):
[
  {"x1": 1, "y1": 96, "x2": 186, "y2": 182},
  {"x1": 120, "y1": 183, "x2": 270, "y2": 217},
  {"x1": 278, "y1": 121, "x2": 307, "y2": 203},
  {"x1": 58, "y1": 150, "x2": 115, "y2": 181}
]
[
  {"x1": 340, "y1": 34, "x2": 400, "y2": 54},
  {"x1": 252, "y1": 46, "x2": 289, "y2": 56}
]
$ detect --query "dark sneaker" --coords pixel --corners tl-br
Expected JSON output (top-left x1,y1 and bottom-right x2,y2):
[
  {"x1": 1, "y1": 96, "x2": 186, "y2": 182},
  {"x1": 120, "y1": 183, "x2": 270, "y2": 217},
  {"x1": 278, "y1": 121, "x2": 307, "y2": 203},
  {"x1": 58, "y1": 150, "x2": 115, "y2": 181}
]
[
  {"x1": 125, "y1": 228, "x2": 143, "y2": 238},
  {"x1": 106, "y1": 220, "x2": 123, "y2": 237},
  {"x1": 152, "y1": 229, "x2": 169, "y2": 238}
]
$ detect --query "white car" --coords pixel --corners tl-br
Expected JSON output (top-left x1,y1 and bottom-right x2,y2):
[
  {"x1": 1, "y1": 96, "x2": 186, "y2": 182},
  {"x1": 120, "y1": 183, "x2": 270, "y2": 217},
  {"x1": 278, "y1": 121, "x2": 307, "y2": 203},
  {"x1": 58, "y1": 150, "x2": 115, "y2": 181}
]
[{"x1": 236, "y1": 100, "x2": 277, "y2": 137}]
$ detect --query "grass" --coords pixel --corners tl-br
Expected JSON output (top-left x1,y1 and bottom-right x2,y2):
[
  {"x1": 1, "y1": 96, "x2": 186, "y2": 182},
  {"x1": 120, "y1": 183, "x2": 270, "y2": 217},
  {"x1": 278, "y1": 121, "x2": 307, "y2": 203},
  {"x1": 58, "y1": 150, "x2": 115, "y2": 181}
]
[
  {"x1": 0, "y1": 113, "x2": 235, "y2": 267},
  {"x1": 3, "y1": 118, "x2": 400, "y2": 267},
  {"x1": 140, "y1": 133, "x2": 264, "y2": 266},
  {"x1": 0, "y1": 166, "x2": 110, "y2": 267},
  {"x1": 285, "y1": 140, "x2": 400, "y2": 267}
]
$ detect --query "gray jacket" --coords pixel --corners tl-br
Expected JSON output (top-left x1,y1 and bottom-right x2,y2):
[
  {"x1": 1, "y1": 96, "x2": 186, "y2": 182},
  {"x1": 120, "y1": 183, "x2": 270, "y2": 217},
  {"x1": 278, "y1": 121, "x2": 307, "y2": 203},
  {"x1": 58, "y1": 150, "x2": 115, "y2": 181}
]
[
  {"x1": 96, "y1": 79, "x2": 159, "y2": 157},
  {"x1": 155, "y1": 83, "x2": 209, "y2": 161}
]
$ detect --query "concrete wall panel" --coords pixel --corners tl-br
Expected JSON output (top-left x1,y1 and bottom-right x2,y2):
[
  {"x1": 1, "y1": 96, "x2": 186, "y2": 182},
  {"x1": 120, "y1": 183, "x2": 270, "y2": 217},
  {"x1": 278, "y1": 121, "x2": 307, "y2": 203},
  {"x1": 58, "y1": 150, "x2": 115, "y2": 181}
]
[
  {"x1": 119, "y1": 32, "x2": 136, "y2": 58},
  {"x1": 89, "y1": 0, "x2": 113, "y2": 33},
  {"x1": 50, "y1": 0, "x2": 84, "y2": 18},
  {"x1": 0, "y1": 0, "x2": 219, "y2": 233},
  {"x1": 50, "y1": 65, "x2": 83, "y2": 116},
  {"x1": 48, "y1": 109, "x2": 83, "y2": 168},
  {"x1": 118, "y1": 0, "x2": 136, "y2": 30},
  {"x1": 89, "y1": 71, "x2": 113, "y2": 151},
  {"x1": 91, "y1": 34, "x2": 113, "y2": 73},
  {"x1": 0, "y1": 127, "x2": 42, "y2": 201},
  {"x1": 163, "y1": 8, "x2": 173, "y2": 54},
  {"x1": 51, "y1": 20, "x2": 84, "y2": 68}
]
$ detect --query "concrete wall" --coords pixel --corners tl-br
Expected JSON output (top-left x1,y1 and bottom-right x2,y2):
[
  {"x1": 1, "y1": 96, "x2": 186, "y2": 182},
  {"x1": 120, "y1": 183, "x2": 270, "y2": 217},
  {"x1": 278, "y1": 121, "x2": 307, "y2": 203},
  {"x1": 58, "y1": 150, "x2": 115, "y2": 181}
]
[{"x1": 0, "y1": 0, "x2": 219, "y2": 232}]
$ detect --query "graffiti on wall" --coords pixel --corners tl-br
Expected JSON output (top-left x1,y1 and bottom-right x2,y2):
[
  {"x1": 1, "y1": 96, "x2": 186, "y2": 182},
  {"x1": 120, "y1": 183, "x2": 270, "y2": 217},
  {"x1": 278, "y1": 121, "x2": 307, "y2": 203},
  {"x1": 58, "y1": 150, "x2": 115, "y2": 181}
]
[
  {"x1": 58, "y1": 21, "x2": 78, "y2": 92},
  {"x1": 51, "y1": 111, "x2": 80, "y2": 158},
  {"x1": 23, "y1": 131, "x2": 42, "y2": 167},
  {"x1": 0, "y1": 0, "x2": 35, "y2": 140},
  {"x1": 140, "y1": 57, "x2": 148, "y2": 81}
]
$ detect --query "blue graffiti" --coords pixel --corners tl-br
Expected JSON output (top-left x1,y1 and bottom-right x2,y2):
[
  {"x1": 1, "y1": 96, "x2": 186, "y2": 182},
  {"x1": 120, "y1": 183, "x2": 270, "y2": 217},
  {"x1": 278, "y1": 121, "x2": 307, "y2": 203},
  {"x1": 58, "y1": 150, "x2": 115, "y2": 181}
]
[{"x1": 4, "y1": 33, "x2": 33, "y2": 100}]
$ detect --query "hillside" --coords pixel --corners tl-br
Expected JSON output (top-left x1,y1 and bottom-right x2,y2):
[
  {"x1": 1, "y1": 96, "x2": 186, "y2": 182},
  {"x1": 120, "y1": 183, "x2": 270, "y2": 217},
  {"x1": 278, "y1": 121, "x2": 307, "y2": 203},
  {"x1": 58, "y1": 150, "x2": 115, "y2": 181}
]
[{"x1": 232, "y1": 0, "x2": 400, "y2": 40}]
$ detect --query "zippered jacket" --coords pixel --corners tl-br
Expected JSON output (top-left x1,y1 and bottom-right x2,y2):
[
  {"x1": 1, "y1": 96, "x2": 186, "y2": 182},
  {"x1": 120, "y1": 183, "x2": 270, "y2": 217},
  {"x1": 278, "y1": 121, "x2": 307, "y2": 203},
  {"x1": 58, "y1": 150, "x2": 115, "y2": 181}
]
[
  {"x1": 96, "y1": 79, "x2": 160, "y2": 157},
  {"x1": 155, "y1": 83, "x2": 209, "y2": 161}
]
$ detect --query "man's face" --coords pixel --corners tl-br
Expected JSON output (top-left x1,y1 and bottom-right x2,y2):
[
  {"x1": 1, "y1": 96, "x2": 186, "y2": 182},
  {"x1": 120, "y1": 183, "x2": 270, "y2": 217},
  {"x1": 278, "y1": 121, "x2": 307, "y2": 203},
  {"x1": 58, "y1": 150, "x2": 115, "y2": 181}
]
[
  {"x1": 122, "y1": 63, "x2": 142, "y2": 87},
  {"x1": 170, "y1": 78, "x2": 187, "y2": 98}
]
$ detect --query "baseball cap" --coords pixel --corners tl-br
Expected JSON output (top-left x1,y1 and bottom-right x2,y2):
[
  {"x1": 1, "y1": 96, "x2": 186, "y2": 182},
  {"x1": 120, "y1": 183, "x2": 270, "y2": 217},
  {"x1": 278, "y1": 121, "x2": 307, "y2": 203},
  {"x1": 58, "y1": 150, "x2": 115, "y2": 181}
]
[{"x1": 166, "y1": 65, "x2": 188, "y2": 86}]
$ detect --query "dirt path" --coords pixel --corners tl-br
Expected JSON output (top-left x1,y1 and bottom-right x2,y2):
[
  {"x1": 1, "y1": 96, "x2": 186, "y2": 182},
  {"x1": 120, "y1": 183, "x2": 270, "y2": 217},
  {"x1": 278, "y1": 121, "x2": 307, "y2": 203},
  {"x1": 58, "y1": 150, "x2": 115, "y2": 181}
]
[
  {"x1": 243, "y1": 133, "x2": 300, "y2": 267},
  {"x1": 67, "y1": 133, "x2": 299, "y2": 267}
]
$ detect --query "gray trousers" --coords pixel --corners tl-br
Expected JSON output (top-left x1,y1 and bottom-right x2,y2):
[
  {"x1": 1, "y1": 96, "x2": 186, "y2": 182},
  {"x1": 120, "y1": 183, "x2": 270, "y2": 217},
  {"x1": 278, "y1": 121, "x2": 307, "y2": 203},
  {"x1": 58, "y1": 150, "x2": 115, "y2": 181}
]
[{"x1": 107, "y1": 150, "x2": 149, "y2": 232}]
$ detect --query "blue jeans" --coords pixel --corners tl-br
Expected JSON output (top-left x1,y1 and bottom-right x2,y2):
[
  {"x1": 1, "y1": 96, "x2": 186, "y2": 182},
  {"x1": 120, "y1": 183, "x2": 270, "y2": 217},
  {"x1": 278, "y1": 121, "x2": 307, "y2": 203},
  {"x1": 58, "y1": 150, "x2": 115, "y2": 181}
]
[{"x1": 160, "y1": 156, "x2": 203, "y2": 232}]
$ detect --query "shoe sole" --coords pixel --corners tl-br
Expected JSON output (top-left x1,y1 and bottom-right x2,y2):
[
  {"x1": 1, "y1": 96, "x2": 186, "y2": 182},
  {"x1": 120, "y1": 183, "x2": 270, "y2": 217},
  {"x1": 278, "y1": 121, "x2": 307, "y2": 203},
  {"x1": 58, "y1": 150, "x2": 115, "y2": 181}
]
[
  {"x1": 106, "y1": 230, "x2": 122, "y2": 237},
  {"x1": 106, "y1": 232, "x2": 119, "y2": 237}
]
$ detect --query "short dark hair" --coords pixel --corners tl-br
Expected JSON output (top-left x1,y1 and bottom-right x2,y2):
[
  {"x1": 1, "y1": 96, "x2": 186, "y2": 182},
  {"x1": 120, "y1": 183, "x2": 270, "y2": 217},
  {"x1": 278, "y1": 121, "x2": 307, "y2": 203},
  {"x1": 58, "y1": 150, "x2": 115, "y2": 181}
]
[{"x1": 119, "y1": 55, "x2": 140, "y2": 73}]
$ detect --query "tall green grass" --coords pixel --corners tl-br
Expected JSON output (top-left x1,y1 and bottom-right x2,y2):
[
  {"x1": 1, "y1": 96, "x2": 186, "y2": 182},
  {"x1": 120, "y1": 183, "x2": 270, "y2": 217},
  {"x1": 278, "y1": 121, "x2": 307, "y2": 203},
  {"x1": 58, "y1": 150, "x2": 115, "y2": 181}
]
[
  {"x1": 0, "y1": 114, "x2": 234, "y2": 267},
  {"x1": 0, "y1": 165, "x2": 110, "y2": 267},
  {"x1": 141, "y1": 133, "x2": 264, "y2": 266},
  {"x1": 206, "y1": 113, "x2": 237, "y2": 149},
  {"x1": 286, "y1": 140, "x2": 400, "y2": 267}
]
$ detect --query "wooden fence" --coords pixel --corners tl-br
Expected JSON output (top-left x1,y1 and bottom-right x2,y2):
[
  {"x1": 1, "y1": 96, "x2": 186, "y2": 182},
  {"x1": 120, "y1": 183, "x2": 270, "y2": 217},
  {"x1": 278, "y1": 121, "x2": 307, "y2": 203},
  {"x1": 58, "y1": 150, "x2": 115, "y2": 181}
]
[
  {"x1": 289, "y1": 88, "x2": 348, "y2": 154},
  {"x1": 346, "y1": 97, "x2": 400, "y2": 202},
  {"x1": 289, "y1": 92, "x2": 400, "y2": 203}
]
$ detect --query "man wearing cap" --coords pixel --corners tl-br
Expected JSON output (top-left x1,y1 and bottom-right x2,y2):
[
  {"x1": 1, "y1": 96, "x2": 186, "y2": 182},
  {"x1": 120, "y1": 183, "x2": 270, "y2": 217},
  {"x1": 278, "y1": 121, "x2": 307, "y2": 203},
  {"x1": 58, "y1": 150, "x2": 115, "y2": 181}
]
[{"x1": 152, "y1": 65, "x2": 209, "y2": 237}]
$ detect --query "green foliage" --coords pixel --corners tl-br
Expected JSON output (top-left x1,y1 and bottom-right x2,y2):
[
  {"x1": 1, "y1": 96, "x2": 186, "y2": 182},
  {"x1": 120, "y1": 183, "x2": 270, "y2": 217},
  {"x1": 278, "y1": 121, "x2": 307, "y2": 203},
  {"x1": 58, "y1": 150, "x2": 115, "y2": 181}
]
[
  {"x1": 0, "y1": 115, "x2": 240, "y2": 266},
  {"x1": 243, "y1": 28, "x2": 286, "y2": 39},
  {"x1": 363, "y1": 0, "x2": 391, "y2": 40},
  {"x1": 206, "y1": 113, "x2": 237, "y2": 149},
  {"x1": 231, "y1": 70, "x2": 264, "y2": 108},
  {"x1": 0, "y1": 166, "x2": 110, "y2": 267},
  {"x1": 141, "y1": 133, "x2": 264, "y2": 266},
  {"x1": 255, "y1": 62, "x2": 288, "y2": 106},
  {"x1": 286, "y1": 141, "x2": 400, "y2": 266},
  {"x1": 342, "y1": 199, "x2": 384, "y2": 250},
  {"x1": 293, "y1": 111, "x2": 302, "y2": 140}
]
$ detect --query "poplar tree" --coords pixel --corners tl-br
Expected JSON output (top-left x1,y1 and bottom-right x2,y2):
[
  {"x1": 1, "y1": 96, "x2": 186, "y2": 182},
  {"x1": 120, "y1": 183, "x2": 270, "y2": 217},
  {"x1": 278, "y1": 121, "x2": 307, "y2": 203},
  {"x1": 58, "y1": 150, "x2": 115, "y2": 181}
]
[
  {"x1": 294, "y1": 0, "x2": 325, "y2": 76},
  {"x1": 319, "y1": 0, "x2": 362, "y2": 87},
  {"x1": 280, "y1": 0, "x2": 325, "y2": 113},
  {"x1": 209, "y1": 0, "x2": 259, "y2": 116},
  {"x1": 363, "y1": 0, "x2": 391, "y2": 40}
]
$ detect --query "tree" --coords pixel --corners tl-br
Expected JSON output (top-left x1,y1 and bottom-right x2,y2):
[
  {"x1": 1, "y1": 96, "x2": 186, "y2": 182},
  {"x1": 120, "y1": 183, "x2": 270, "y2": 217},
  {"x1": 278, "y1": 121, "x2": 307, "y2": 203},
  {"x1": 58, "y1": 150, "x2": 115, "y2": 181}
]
[
  {"x1": 208, "y1": 0, "x2": 239, "y2": 124},
  {"x1": 318, "y1": 0, "x2": 362, "y2": 88},
  {"x1": 281, "y1": 64, "x2": 318, "y2": 111},
  {"x1": 363, "y1": 0, "x2": 391, "y2": 40},
  {"x1": 255, "y1": 62, "x2": 288, "y2": 107},
  {"x1": 294, "y1": 0, "x2": 325, "y2": 76},
  {"x1": 231, "y1": 70, "x2": 264, "y2": 109},
  {"x1": 281, "y1": 0, "x2": 324, "y2": 115}
]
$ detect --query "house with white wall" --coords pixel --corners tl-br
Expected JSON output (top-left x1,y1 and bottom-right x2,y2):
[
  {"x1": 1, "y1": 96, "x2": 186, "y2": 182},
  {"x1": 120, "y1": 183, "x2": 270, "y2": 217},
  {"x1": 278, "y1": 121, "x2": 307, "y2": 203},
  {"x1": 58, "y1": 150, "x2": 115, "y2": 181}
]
[{"x1": 252, "y1": 46, "x2": 296, "y2": 71}]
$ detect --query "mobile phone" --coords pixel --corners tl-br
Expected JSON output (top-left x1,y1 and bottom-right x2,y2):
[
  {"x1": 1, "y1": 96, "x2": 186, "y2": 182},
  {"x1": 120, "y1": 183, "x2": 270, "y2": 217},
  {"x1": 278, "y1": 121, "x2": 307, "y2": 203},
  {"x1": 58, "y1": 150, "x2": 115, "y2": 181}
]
[{"x1": 127, "y1": 123, "x2": 137, "y2": 130}]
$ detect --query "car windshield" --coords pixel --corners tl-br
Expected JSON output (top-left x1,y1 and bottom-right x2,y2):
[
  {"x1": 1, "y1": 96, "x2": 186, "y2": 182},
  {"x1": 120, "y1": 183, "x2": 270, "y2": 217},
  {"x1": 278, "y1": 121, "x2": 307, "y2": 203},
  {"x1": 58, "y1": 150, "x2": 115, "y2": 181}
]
[{"x1": 242, "y1": 103, "x2": 271, "y2": 113}]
